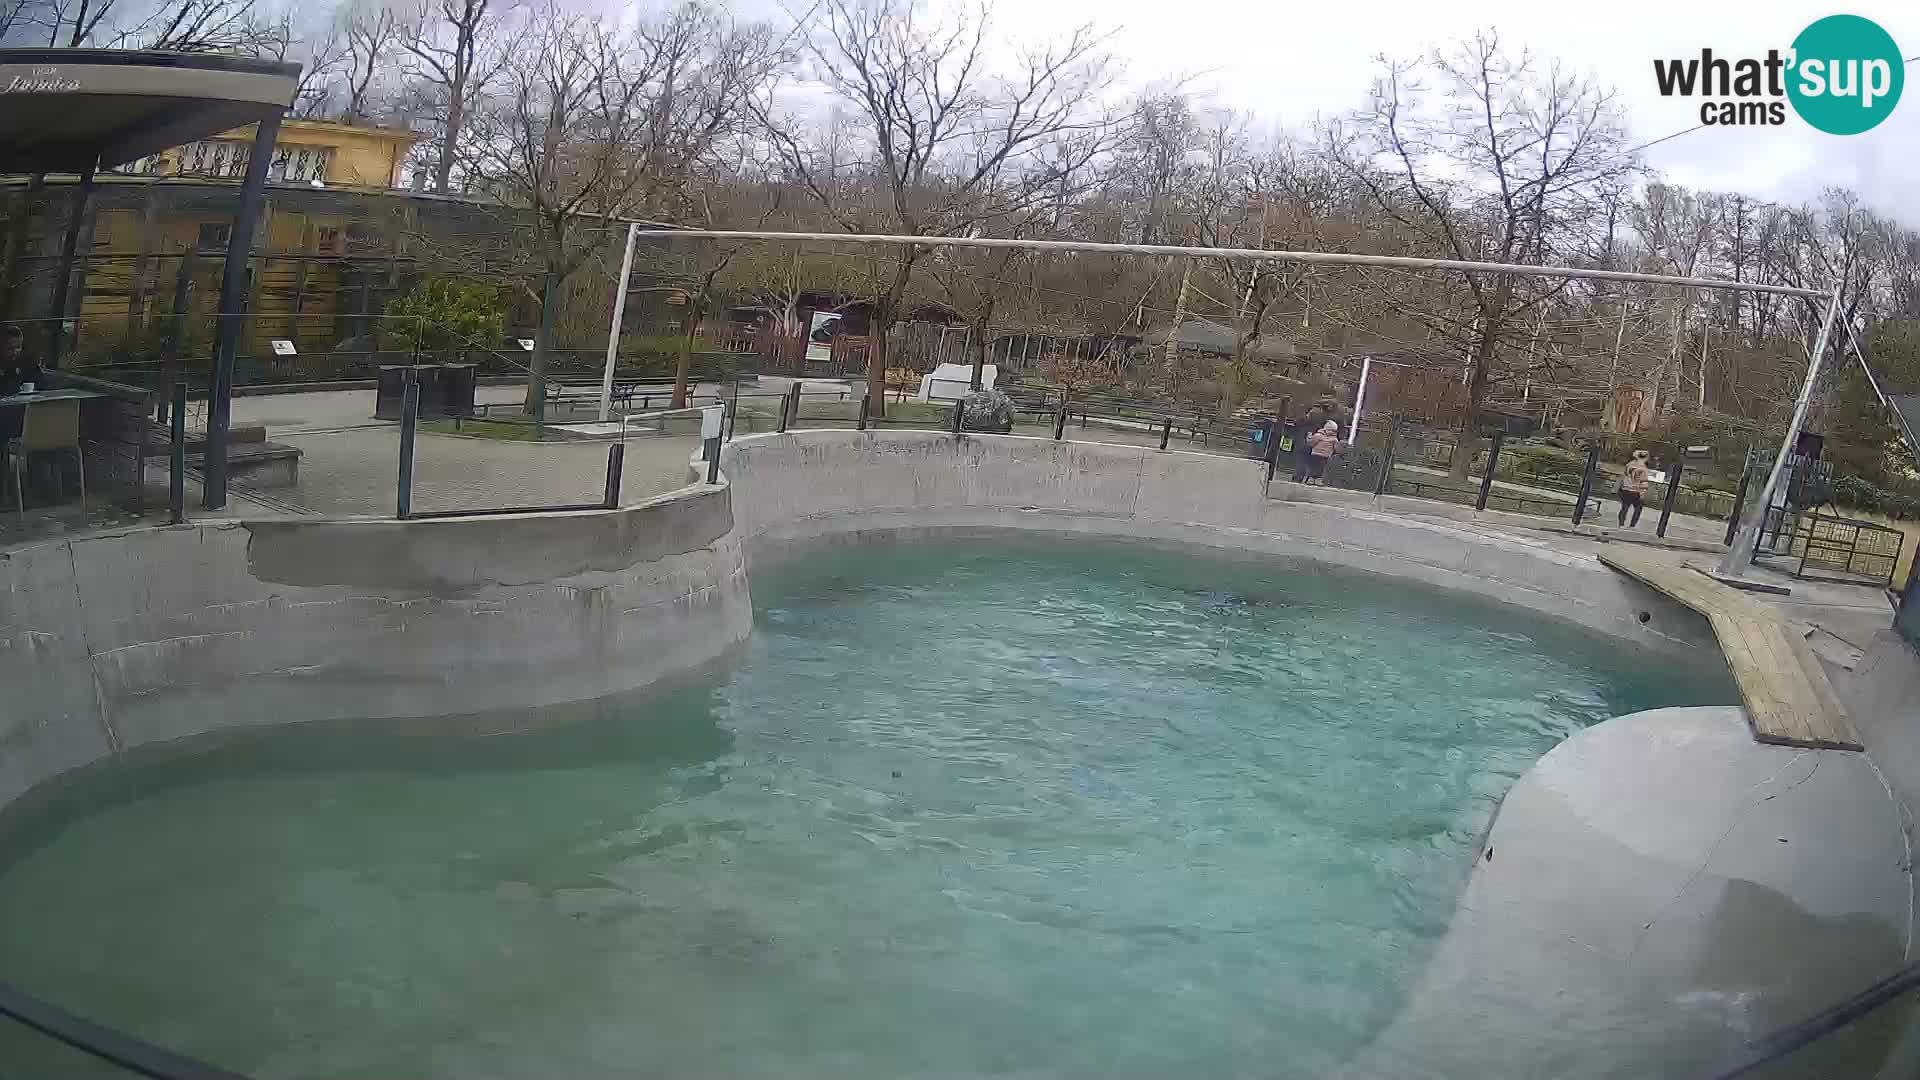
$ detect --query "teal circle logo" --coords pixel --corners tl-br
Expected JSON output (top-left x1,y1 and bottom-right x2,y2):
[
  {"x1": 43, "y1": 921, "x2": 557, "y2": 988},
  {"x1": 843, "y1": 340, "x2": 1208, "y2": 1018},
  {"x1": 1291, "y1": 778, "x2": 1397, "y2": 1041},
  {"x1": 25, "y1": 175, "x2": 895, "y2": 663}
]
[{"x1": 1787, "y1": 14, "x2": 1904, "y2": 135}]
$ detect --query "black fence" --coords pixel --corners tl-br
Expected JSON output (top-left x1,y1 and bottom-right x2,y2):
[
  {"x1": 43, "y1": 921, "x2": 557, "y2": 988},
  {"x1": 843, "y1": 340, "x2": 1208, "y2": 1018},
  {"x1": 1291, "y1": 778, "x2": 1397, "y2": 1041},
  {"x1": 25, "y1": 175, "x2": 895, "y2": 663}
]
[{"x1": 1756, "y1": 508, "x2": 1906, "y2": 588}]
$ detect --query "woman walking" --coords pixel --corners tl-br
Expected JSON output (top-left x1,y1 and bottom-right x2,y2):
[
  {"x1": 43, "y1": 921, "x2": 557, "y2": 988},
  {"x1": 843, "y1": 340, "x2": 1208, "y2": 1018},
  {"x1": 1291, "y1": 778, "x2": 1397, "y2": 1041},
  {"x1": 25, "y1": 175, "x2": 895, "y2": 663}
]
[
  {"x1": 1305, "y1": 420, "x2": 1340, "y2": 484},
  {"x1": 1618, "y1": 449, "x2": 1652, "y2": 528}
]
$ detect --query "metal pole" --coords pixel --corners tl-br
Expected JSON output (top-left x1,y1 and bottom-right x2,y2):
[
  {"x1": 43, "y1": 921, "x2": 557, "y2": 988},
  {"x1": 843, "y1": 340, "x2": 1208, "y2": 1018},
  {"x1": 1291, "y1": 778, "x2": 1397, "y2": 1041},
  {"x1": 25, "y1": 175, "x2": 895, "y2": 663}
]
[
  {"x1": 1657, "y1": 458, "x2": 1685, "y2": 538},
  {"x1": 1726, "y1": 455, "x2": 1752, "y2": 546},
  {"x1": 1350, "y1": 354, "x2": 1373, "y2": 445},
  {"x1": 950, "y1": 398, "x2": 965, "y2": 435},
  {"x1": 168, "y1": 375, "x2": 187, "y2": 525},
  {"x1": 1718, "y1": 284, "x2": 1842, "y2": 577},
  {"x1": 47, "y1": 157, "x2": 96, "y2": 370},
  {"x1": 632, "y1": 229, "x2": 1829, "y2": 300},
  {"x1": 1053, "y1": 405, "x2": 1067, "y2": 440},
  {"x1": 1573, "y1": 446, "x2": 1600, "y2": 526},
  {"x1": 724, "y1": 393, "x2": 739, "y2": 441},
  {"x1": 602, "y1": 443, "x2": 625, "y2": 508},
  {"x1": 776, "y1": 389, "x2": 790, "y2": 433},
  {"x1": 857, "y1": 395, "x2": 870, "y2": 430},
  {"x1": 598, "y1": 221, "x2": 639, "y2": 422},
  {"x1": 787, "y1": 383, "x2": 802, "y2": 429},
  {"x1": 1159, "y1": 416, "x2": 1171, "y2": 450},
  {"x1": 158, "y1": 248, "x2": 194, "y2": 425},
  {"x1": 1375, "y1": 417, "x2": 1401, "y2": 496},
  {"x1": 204, "y1": 111, "x2": 281, "y2": 510},
  {"x1": 1476, "y1": 431, "x2": 1504, "y2": 512},
  {"x1": 396, "y1": 374, "x2": 418, "y2": 519},
  {"x1": 1264, "y1": 420, "x2": 1283, "y2": 489}
]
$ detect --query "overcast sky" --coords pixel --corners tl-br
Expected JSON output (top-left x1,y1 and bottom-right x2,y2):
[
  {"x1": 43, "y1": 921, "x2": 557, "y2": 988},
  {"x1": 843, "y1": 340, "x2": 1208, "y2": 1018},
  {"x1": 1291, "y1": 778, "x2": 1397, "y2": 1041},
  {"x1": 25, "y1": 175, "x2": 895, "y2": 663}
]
[{"x1": 911, "y1": 0, "x2": 1920, "y2": 225}]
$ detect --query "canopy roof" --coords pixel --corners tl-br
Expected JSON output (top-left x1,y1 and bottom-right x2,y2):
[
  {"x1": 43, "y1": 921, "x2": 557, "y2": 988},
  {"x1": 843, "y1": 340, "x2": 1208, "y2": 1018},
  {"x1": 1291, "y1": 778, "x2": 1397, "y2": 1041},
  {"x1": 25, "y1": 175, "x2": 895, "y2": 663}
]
[{"x1": 0, "y1": 49, "x2": 298, "y2": 174}]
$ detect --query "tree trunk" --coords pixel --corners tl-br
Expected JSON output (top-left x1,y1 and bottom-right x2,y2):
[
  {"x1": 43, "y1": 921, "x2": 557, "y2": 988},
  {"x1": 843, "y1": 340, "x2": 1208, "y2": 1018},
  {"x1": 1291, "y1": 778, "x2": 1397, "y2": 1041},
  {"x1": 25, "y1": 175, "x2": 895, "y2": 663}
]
[
  {"x1": 522, "y1": 272, "x2": 557, "y2": 415},
  {"x1": 435, "y1": 74, "x2": 467, "y2": 194},
  {"x1": 866, "y1": 304, "x2": 890, "y2": 420},
  {"x1": 1449, "y1": 317, "x2": 1500, "y2": 483},
  {"x1": 969, "y1": 314, "x2": 991, "y2": 390},
  {"x1": 672, "y1": 314, "x2": 697, "y2": 410}
]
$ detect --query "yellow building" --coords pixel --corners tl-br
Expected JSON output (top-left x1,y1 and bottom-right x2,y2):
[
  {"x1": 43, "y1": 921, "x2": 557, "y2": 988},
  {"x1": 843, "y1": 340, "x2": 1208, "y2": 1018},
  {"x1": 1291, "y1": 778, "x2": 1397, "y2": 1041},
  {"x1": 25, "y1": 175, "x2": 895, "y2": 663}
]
[
  {"x1": 120, "y1": 119, "x2": 418, "y2": 188},
  {"x1": 59, "y1": 120, "x2": 425, "y2": 361}
]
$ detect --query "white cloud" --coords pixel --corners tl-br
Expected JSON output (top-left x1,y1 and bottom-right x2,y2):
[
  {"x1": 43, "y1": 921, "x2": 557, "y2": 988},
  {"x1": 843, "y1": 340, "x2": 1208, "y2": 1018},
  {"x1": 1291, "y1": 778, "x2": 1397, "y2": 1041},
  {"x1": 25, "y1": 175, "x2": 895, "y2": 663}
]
[{"x1": 897, "y1": 0, "x2": 1920, "y2": 223}]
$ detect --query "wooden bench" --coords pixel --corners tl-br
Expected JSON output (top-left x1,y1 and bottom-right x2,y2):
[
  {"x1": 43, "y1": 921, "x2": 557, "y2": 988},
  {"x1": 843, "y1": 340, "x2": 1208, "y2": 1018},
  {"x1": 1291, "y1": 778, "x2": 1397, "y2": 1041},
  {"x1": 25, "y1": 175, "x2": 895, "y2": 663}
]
[{"x1": 1597, "y1": 549, "x2": 1861, "y2": 751}]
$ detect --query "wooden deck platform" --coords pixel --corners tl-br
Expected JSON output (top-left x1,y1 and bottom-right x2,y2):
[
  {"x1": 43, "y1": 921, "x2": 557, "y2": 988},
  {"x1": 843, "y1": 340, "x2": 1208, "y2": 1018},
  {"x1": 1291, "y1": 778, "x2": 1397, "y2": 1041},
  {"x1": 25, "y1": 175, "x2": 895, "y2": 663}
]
[{"x1": 1597, "y1": 550, "x2": 1862, "y2": 751}]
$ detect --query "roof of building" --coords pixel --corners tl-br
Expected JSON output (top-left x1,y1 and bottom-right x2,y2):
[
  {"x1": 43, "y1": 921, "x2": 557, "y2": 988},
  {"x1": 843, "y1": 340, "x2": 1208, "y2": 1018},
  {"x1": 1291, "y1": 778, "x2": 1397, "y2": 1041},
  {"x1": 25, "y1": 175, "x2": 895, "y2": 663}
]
[{"x1": 0, "y1": 49, "x2": 299, "y2": 173}]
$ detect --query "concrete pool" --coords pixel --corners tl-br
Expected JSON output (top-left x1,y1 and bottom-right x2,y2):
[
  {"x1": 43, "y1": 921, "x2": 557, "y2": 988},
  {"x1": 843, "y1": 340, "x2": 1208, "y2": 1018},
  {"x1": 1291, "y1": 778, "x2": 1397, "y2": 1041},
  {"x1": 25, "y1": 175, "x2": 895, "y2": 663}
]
[{"x1": 0, "y1": 427, "x2": 1911, "y2": 1076}]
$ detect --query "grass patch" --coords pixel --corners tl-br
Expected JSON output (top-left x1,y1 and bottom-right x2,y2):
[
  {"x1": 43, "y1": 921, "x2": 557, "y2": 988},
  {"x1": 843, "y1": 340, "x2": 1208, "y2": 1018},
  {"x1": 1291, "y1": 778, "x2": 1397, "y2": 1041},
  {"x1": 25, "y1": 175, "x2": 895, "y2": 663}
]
[{"x1": 420, "y1": 417, "x2": 547, "y2": 441}]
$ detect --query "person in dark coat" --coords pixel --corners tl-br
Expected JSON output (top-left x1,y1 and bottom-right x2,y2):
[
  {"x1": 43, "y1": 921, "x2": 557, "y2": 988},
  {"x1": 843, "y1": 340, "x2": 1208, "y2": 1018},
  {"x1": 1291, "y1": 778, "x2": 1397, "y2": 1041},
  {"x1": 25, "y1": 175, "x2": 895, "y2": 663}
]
[{"x1": 0, "y1": 324, "x2": 44, "y2": 396}]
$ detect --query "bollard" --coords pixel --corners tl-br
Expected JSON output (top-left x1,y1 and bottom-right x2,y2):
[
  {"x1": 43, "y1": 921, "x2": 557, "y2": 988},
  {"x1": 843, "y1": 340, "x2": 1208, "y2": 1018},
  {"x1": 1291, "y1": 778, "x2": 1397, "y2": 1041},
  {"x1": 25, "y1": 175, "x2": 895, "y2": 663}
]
[
  {"x1": 1656, "y1": 457, "x2": 1685, "y2": 538},
  {"x1": 1159, "y1": 416, "x2": 1171, "y2": 450},
  {"x1": 1475, "y1": 431, "x2": 1504, "y2": 512},
  {"x1": 857, "y1": 395, "x2": 870, "y2": 430},
  {"x1": 168, "y1": 374, "x2": 188, "y2": 524},
  {"x1": 396, "y1": 375, "x2": 419, "y2": 519},
  {"x1": 724, "y1": 394, "x2": 738, "y2": 442},
  {"x1": 776, "y1": 389, "x2": 791, "y2": 433},
  {"x1": 1264, "y1": 421, "x2": 1283, "y2": 488},
  {"x1": 1053, "y1": 406, "x2": 1067, "y2": 440},
  {"x1": 1571, "y1": 445, "x2": 1600, "y2": 527},
  {"x1": 951, "y1": 399, "x2": 965, "y2": 435},
  {"x1": 786, "y1": 383, "x2": 802, "y2": 430},
  {"x1": 1725, "y1": 459, "x2": 1752, "y2": 546},
  {"x1": 603, "y1": 443, "x2": 626, "y2": 508}
]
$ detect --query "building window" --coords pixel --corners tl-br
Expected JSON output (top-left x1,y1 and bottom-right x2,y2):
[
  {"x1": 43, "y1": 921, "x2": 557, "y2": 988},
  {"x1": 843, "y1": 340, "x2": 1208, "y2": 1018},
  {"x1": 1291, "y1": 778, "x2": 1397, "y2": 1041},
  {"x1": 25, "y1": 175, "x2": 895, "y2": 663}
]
[
  {"x1": 197, "y1": 223, "x2": 232, "y2": 251},
  {"x1": 316, "y1": 226, "x2": 343, "y2": 255}
]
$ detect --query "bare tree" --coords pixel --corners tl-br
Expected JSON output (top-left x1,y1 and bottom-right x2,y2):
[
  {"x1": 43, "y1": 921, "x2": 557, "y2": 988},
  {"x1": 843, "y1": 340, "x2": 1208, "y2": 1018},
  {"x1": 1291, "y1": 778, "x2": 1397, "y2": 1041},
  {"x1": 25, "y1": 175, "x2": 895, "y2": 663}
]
[
  {"x1": 458, "y1": 0, "x2": 784, "y2": 411},
  {"x1": 754, "y1": 0, "x2": 1117, "y2": 417},
  {"x1": 341, "y1": 0, "x2": 402, "y2": 123},
  {"x1": 30, "y1": 0, "x2": 269, "y2": 50},
  {"x1": 1328, "y1": 31, "x2": 1635, "y2": 478},
  {"x1": 401, "y1": 0, "x2": 511, "y2": 193}
]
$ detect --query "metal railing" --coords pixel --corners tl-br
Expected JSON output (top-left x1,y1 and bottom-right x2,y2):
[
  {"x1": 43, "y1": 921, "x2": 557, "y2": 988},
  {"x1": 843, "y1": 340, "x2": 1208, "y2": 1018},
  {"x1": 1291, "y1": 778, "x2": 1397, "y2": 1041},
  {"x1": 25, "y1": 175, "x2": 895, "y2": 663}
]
[{"x1": 0, "y1": 980, "x2": 247, "y2": 1079}]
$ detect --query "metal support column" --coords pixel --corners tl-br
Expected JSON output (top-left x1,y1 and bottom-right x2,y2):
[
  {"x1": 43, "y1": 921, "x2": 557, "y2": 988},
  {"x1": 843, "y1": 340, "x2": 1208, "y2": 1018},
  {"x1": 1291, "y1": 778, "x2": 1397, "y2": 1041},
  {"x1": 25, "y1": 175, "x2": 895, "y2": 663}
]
[
  {"x1": 1476, "y1": 431, "x2": 1504, "y2": 512},
  {"x1": 1726, "y1": 456, "x2": 1753, "y2": 546},
  {"x1": 47, "y1": 157, "x2": 96, "y2": 369},
  {"x1": 1572, "y1": 447, "x2": 1600, "y2": 527},
  {"x1": 1718, "y1": 285, "x2": 1842, "y2": 577},
  {"x1": 204, "y1": 112, "x2": 282, "y2": 509},
  {"x1": 1656, "y1": 458, "x2": 1685, "y2": 538},
  {"x1": 395, "y1": 375, "x2": 418, "y2": 519}
]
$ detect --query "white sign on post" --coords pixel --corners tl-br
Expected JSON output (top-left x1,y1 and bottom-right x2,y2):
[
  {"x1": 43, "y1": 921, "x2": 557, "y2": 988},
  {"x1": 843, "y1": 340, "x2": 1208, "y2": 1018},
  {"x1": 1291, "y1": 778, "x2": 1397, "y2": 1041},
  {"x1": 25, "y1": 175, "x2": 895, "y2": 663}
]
[
  {"x1": 518, "y1": 338, "x2": 536, "y2": 351},
  {"x1": 270, "y1": 339, "x2": 297, "y2": 356},
  {"x1": 701, "y1": 405, "x2": 724, "y2": 440}
]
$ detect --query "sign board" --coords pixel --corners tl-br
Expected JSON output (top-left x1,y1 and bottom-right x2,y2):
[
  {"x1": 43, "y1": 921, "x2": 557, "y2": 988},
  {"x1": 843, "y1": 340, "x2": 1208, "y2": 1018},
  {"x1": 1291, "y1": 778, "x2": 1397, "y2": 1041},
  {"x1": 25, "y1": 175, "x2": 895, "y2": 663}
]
[
  {"x1": 701, "y1": 405, "x2": 724, "y2": 440},
  {"x1": 518, "y1": 338, "x2": 536, "y2": 352},
  {"x1": 1648, "y1": 470, "x2": 1668, "y2": 486},
  {"x1": 270, "y1": 339, "x2": 296, "y2": 356},
  {"x1": 804, "y1": 312, "x2": 840, "y2": 364}
]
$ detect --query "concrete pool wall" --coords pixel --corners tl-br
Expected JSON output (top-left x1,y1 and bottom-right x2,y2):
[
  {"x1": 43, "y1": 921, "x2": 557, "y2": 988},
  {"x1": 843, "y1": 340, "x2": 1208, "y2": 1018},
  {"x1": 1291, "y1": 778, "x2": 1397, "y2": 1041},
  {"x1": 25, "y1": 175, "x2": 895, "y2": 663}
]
[
  {"x1": 721, "y1": 429, "x2": 1718, "y2": 650},
  {"x1": 3, "y1": 425, "x2": 1914, "y2": 1074},
  {"x1": 0, "y1": 484, "x2": 751, "y2": 817}
]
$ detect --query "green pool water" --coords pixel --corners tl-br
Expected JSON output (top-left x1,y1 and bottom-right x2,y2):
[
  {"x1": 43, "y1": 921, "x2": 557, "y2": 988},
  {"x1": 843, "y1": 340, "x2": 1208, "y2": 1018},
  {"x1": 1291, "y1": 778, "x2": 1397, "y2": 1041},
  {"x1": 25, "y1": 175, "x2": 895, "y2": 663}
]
[{"x1": 0, "y1": 535, "x2": 1734, "y2": 1078}]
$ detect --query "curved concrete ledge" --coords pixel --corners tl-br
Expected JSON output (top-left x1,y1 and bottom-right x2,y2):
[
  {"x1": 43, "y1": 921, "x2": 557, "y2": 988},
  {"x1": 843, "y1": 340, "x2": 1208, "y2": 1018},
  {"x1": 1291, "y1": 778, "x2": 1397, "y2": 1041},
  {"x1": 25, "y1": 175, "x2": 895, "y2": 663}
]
[
  {"x1": 0, "y1": 484, "x2": 751, "y2": 816},
  {"x1": 1344, "y1": 706, "x2": 1912, "y2": 1078},
  {"x1": 720, "y1": 429, "x2": 1717, "y2": 650}
]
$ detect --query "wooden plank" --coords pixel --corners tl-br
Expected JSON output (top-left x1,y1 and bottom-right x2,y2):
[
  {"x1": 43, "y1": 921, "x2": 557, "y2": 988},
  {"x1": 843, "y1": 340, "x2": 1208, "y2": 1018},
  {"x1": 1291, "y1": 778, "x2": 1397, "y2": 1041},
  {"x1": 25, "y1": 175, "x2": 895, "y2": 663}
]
[{"x1": 1597, "y1": 550, "x2": 1860, "y2": 751}]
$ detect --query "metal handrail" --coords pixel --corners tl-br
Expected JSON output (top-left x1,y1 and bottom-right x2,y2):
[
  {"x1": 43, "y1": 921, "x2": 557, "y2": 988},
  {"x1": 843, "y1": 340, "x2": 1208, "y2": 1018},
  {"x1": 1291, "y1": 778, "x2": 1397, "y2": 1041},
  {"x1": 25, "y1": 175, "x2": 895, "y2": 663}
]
[{"x1": 0, "y1": 981, "x2": 248, "y2": 1079}]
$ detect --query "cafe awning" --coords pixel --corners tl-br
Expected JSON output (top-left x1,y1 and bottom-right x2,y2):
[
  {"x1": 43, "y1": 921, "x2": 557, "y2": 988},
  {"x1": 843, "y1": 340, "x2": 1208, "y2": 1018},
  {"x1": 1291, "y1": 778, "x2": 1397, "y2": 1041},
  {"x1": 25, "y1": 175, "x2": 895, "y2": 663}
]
[{"x1": 0, "y1": 49, "x2": 299, "y2": 174}]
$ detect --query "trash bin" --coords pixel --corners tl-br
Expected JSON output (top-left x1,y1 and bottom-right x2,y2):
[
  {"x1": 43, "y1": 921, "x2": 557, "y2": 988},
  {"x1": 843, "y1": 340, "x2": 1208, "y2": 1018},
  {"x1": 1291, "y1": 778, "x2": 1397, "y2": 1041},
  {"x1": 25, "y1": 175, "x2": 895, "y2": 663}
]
[
  {"x1": 1247, "y1": 416, "x2": 1278, "y2": 459},
  {"x1": 374, "y1": 366, "x2": 409, "y2": 420},
  {"x1": 374, "y1": 365, "x2": 450, "y2": 419},
  {"x1": 439, "y1": 364, "x2": 477, "y2": 418}
]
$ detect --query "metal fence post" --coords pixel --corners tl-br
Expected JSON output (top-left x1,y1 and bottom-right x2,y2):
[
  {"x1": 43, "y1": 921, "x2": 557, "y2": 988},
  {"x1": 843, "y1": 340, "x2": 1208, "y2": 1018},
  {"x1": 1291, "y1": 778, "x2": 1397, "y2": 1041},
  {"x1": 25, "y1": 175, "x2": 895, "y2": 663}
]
[
  {"x1": 1159, "y1": 416, "x2": 1171, "y2": 450},
  {"x1": 1725, "y1": 455, "x2": 1753, "y2": 546},
  {"x1": 1053, "y1": 405, "x2": 1067, "y2": 440},
  {"x1": 396, "y1": 374, "x2": 418, "y2": 519},
  {"x1": 1572, "y1": 445, "x2": 1600, "y2": 526},
  {"x1": 1475, "y1": 431, "x2": 1504, "y2": 512},
  {"x1": 1656, "y1": 458, "x2": 1685, "y2": 538},
  {"x1": 1375, "y1": 417, "x2": 1401, "y2": 496},
  {"x1": 950, "y1": 399, "x2": 965, "y2": 435},
  {"x1": 776, "y1": 388, "x2": 791, "y2": 433},
  {"x1": 786, "y1": 383, "x2": 802, "y2": 429},
  {"x1": 857, "y1": 395, "x2": 870, "y2": 430},
  {"x1": 724, "y1": 394, "x2": 739, "y2": 442},
  {"x1": 602, "y1": 443, "x2": 625, "y2": 508},
  {"x1": 1264, "y1": 421, "x2": 1283, "y2": 489},
  {"x1": 168, "y1": 374, "x2": 188, "y2": 525}
]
